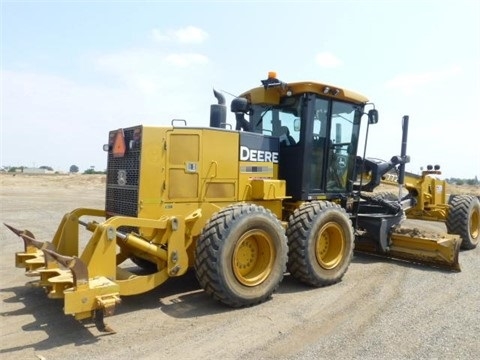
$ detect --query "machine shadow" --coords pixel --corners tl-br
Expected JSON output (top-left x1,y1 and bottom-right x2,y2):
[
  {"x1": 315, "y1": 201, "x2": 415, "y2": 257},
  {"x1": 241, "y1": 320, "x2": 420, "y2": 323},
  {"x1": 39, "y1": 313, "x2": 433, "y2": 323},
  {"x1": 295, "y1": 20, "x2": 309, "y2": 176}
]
[
  {"x1": 0, "y1": 286, "x2": 100, "y2": 355},
  {"x1": 0, "y1": 253, "x2": 455, "y2": 354}
]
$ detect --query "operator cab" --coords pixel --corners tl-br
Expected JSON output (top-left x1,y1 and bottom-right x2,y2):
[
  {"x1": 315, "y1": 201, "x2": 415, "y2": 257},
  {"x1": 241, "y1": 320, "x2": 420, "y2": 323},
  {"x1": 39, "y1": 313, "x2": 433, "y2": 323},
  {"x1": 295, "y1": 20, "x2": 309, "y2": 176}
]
[{"x1": 231, "y1": 72, "x2": 378, "y2": 201}]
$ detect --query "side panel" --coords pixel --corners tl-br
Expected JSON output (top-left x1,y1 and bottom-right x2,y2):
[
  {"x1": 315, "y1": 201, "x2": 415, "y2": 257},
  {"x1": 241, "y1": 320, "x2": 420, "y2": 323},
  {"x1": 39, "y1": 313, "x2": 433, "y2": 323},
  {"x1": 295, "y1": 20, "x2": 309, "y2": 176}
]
[
  {"x1": 138, "y1": 126, "x2": 168, "y2": 219},
  {"x1": 166, "y1": 128, "x2": 240, "y2": 203},
  {"x1": 201, "y1": 130, "x2": 239, "y2": 201},
  {"x1": 167, "y1": 131, "x2": 201, "y2": 199}
]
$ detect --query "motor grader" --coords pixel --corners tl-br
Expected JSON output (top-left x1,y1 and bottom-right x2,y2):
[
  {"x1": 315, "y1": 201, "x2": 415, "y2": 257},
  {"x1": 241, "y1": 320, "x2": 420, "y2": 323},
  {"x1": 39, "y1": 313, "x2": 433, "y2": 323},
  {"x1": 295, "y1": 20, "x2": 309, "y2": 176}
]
[
  {"x1": 363, "y1": 163, "x2": 479, "y2": 250},
  {"x1": 5, "y1": 72, "x2": 479, "y2": 333}
]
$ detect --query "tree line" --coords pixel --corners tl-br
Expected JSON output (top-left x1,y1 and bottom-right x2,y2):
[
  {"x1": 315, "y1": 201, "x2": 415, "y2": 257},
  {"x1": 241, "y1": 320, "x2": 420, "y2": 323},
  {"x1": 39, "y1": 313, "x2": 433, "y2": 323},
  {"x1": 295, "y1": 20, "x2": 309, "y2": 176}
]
[
  {"x1": 3, "y1": 165, "x2": 105, "y2": 175},
  {"x1": 446, "y1": 176, "x2": 479, "y2": 186}
]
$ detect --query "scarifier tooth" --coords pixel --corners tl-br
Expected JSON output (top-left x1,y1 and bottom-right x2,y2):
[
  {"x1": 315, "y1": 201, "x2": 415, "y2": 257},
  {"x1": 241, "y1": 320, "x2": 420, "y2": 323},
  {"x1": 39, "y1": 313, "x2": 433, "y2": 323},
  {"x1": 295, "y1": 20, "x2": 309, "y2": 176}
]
[
  {"x1": 94, "y1": 309, "x2": 116, "y2": 334},
  {"x1": 42, "y1": 249, "x2": 89, "y2": 285},
  {"x1": 4, "y1": 223, "x2": 54, "y2": 251},
  {"x1": 22, "y1": 235, "x2": 48, "y2": 250},
  {"x1": 42, "y1": 248, "x2": 72, "y2": 267},
  {"x1": 4, "y1": 223, "x2": 23, "y2": 236}
]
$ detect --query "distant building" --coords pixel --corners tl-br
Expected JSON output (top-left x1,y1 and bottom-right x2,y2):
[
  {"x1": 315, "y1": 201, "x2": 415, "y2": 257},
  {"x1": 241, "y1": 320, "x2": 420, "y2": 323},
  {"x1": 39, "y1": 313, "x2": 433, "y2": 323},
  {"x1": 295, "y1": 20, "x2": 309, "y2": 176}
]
[{"x1": 22, "y1": 168, "x2": 54, "y2": 174}]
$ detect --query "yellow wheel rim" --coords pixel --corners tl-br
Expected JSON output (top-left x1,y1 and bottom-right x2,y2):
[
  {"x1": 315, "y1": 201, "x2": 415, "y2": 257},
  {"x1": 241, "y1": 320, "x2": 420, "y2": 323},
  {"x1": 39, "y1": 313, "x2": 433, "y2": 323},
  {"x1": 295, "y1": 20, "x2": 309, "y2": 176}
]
[
  {"x1": 315, "y1": 222, "x2": 345, "y2": 270},
  {"x1": 470, "y1": 206, "x2": 479, "y2": 239},
  {"x1": 233, "y1": 229, "x2": 275, "y2": 287}
]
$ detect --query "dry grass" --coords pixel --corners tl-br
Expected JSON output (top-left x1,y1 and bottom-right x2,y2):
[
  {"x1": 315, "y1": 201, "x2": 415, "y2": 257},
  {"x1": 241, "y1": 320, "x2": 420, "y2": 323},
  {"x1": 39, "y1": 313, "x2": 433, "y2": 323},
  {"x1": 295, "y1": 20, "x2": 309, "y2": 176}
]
[
  {"x1": 2, "y1": 173, "x2": 478, "y2": 196},
  {"x1": 0, "y1": 173, "x2": 106, "y2": 189},
  {"x1": 376, "y1": 182, "x2": 480, "y2": 197}
]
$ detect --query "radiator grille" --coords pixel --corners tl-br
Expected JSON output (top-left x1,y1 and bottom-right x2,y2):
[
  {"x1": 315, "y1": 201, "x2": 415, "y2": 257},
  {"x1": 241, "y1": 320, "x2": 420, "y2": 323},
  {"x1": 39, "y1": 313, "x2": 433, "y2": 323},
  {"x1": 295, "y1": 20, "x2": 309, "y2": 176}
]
[{"x1": 105, "y1": 127, "x2": 141, "y2": 217}]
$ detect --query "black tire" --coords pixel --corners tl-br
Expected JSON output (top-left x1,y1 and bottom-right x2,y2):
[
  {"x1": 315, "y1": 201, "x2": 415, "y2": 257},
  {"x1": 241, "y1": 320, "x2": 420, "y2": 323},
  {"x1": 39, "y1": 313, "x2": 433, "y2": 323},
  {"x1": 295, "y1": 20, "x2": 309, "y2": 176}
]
[
  {"x1": 286, "y1": 201, "x2": 354, "y2": 287},
  {"x1": 362, "y1": 191, "x2": 399, "y2": 201},
  {"x1": 375, "y1": 192, "x2": 399, "y2": 201},
  {"x1": 446, "y1": 195, "x2": 480, "y2": 250},
  {"x1": 194, "y1": 203, "x2": 288, "y2": 307}
]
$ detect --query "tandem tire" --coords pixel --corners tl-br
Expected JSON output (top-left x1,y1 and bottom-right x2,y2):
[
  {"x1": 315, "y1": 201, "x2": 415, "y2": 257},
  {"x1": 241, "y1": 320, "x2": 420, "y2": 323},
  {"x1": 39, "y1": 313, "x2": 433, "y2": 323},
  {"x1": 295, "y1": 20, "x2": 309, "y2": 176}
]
[
  {"x1": 286, "y1": 201, "x2": 354, "y2": 287},
  {"x1": 194, "y1": 203, "x2": 288, "y2": 307},
  {"x1": 447, "y1": 195, "x2": 480, "y2": 250}
]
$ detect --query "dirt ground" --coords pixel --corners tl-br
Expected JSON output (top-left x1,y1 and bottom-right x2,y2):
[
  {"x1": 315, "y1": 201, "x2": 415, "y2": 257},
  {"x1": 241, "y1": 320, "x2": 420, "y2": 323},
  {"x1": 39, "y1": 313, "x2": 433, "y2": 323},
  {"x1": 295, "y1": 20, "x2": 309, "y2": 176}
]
[{"x1": 1, "y1": 174, "x2": 479, "y2": 360}]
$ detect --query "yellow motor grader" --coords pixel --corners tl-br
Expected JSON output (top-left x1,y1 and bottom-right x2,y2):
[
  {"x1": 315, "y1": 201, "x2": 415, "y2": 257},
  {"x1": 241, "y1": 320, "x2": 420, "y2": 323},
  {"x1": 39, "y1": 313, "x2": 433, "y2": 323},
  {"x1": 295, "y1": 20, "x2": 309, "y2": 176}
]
[
  {"x1": 5, "y1": 72, "x2": 479, "y2": 333},
  {"x1": 359, "y1": 158, "x2": 479, "y2": 249}
]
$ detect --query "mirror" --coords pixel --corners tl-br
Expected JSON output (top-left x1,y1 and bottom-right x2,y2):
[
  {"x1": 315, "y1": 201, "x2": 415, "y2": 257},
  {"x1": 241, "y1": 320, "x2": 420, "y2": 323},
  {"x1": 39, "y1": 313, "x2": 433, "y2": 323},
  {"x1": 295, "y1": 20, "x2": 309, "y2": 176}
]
[
  {"x1": 294, "y1": 118, "x2": 301, "y2": 132},
  {"x1": 231, "y1": 97, "x2": 250, "y2": 113},
  {"x1": 368, "y1": 109, "x2": 379, "y2": 124}
]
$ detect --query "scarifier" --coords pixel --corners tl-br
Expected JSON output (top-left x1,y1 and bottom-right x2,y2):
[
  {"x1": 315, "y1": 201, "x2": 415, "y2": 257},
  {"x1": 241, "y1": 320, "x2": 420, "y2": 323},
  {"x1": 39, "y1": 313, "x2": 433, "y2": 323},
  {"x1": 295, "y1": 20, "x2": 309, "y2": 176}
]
[{"x1": 6, "y1": 72, "x2": 479, "y2": 333}]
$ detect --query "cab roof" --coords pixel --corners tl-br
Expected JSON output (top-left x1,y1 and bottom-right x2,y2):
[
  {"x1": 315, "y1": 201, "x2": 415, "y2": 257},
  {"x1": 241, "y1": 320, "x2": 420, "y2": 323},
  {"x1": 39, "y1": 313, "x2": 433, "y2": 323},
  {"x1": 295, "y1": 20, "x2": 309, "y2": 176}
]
[{"x1": 239, "y1": 80, "x2": 369, "y2": 106}]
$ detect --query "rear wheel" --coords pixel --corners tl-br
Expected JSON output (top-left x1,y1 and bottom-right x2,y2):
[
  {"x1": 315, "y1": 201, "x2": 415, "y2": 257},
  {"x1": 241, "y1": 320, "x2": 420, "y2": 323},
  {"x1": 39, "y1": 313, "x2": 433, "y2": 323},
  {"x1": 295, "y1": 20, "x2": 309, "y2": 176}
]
[
  {"x1": 287, "y1": 201, "x2": 354, "y2": 286},
  {"x1": 194, "y1": 204, "x2": 287, "y2": 307},
  {"x1": 447, "y1": 195, "x2": 480, "y2": 250}
]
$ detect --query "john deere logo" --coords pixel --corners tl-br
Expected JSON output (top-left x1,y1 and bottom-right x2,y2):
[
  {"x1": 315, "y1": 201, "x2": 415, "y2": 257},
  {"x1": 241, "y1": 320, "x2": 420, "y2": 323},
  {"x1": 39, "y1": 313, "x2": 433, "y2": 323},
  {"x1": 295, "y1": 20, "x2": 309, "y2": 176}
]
[
  {"x1": 117, "y1": 170, "x2": 127, "y2": 185},
  {"x1": 240, "y1": 146, "x2": 278, "y2": 163},
  {"x1": 239, "y1": 132, "x2": 279, "y2": 164}
]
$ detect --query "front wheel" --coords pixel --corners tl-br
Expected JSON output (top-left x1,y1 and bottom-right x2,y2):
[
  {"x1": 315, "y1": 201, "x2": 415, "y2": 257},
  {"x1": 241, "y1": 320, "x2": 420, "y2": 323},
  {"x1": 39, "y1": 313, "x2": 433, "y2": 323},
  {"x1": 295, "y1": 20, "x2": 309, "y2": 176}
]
[
  {"x1": 194, "y1": 204, "x2": 288, "y2": 307},
  {"x1": 447, "y1": 195, "x2": 480, "y2": 250},
  {"x1": 286, "y1": 201, "x2": 354, "y2": 287}
]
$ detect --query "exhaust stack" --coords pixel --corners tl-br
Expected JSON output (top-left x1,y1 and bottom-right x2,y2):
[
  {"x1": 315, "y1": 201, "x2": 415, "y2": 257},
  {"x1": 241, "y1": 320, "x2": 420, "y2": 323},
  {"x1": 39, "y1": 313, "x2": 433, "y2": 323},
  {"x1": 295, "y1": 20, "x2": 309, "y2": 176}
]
[{"x1": 210, "y1": 89, "x2": 226, "y2": 128}]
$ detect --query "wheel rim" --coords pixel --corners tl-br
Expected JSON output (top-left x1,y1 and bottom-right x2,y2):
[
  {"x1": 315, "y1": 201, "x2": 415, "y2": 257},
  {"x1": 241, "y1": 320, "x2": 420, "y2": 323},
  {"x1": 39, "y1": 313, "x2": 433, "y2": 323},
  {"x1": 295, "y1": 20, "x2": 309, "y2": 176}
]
[
  {"x1": 315, "y1": 222, "x2": 345, "y2": 269},
  {"x1": 233, "y1": 229, "x2": 275, "y2": 287},
  {"x1": 470, "y1": 206, "x2": 479, "y2": 240}
]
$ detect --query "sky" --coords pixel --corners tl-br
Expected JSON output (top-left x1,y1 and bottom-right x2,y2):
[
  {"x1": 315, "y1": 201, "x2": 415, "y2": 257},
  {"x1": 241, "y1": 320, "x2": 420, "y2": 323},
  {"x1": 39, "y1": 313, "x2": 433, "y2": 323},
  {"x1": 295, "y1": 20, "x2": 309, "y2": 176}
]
[{"x1": 1, "y1": 0, "x2": 479, "y2": 178}]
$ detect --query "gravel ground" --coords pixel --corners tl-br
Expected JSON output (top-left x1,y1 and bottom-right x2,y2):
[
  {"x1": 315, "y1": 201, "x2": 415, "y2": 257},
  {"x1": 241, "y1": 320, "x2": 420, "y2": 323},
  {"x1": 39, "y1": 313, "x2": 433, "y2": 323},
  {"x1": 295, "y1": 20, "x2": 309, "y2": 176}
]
[{"x1": 1, "y1": 175, "x2": 479, "y2": 360}]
